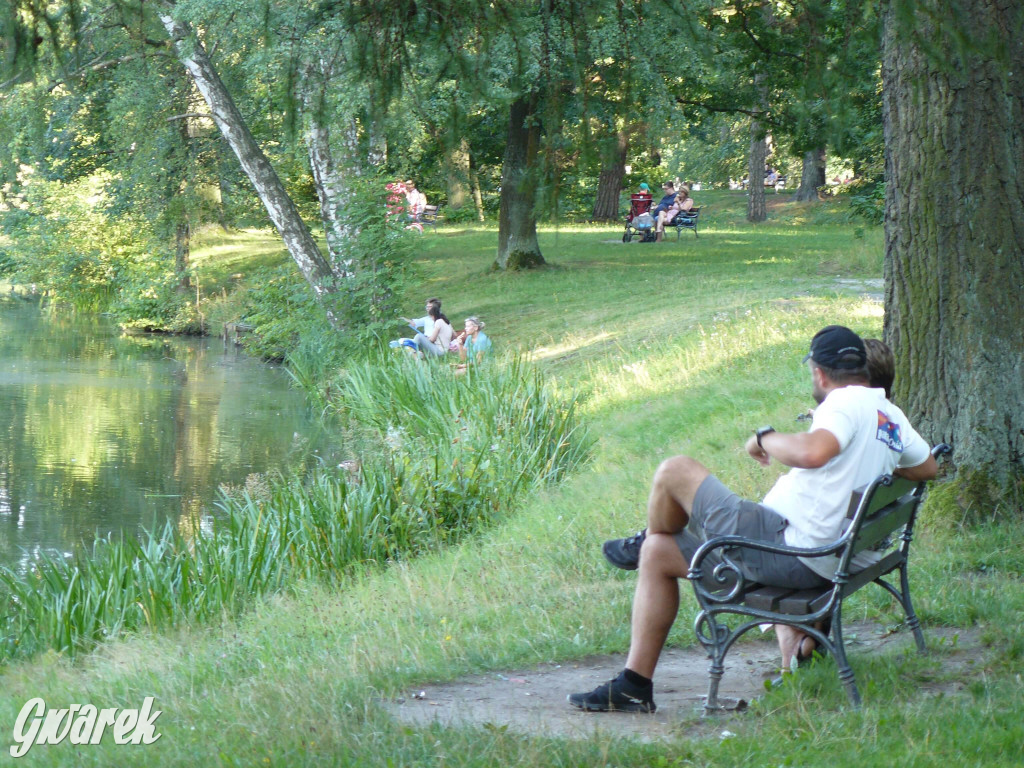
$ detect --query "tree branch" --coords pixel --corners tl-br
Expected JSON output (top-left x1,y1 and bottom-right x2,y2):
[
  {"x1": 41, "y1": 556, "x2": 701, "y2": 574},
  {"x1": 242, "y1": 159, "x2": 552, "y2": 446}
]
[
  {"x1": 166, "y1": 112, "x2": 216, "y2": 122},
  {"x1": 674, "y1": 96, "x2": 781, "y2": 128}
]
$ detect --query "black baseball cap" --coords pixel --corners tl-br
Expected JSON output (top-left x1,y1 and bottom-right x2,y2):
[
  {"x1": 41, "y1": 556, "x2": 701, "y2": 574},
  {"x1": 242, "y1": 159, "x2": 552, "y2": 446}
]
[{"x1": 803, "y1": 325, "x2": 867, "y2": 369}]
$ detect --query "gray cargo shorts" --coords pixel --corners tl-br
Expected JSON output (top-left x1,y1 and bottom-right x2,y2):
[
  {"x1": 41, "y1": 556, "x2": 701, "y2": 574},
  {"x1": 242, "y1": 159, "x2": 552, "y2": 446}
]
[{"x1": 675, "y1": 475, "x2": 828, "y2": 589}]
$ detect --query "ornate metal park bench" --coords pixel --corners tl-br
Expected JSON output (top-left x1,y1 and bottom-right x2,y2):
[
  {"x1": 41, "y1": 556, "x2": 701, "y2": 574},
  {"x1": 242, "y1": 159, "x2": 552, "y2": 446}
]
[{"x1": 688, "y1": 444, "x2": 951, "y2": 710}]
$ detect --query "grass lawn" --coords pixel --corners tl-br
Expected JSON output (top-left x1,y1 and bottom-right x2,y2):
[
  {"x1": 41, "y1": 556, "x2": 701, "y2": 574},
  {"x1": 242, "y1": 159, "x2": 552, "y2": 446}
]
[{"x1": 3, "y1": 191, "x2": 1023, "y2": 767}]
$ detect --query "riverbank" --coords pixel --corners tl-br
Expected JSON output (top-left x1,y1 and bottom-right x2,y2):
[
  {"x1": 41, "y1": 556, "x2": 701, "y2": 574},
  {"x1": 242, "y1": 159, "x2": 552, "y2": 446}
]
[{"x1": 3, "y1": 192, "x2": 1022, "y2": 766}]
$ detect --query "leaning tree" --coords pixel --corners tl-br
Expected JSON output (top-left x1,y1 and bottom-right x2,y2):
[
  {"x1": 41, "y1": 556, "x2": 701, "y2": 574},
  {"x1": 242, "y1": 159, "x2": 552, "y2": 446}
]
[{"x1": 882, "y1": 0, "x2": 1024, "y2": 504}]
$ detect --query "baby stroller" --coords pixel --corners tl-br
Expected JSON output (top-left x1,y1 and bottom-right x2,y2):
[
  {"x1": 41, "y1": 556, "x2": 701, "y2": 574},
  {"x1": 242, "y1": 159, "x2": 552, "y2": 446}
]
[{"x1": 623, "y1": 194, "x2": 656, "y2": 243}]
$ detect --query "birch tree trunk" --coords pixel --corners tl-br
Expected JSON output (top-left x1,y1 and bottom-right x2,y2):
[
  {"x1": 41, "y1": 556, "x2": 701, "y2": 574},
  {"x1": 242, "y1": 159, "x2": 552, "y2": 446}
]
[
  {"x1": 300, "y1": 59, "x2": 357, "y2": 276},
  {"x1": 159, "y1": 13, "x2": 337, "y2": 301},
  {"x1": 495, "y1": 96, "x2": 545, "y2": 270},
  {"x1": 882, "y1": 0, "x2": 1024, "y2": 495}
]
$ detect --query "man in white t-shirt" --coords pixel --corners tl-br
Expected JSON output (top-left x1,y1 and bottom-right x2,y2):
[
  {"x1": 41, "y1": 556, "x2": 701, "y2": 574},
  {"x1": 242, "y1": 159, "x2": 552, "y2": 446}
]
[
  {"x1": 405, "y1": 180, "x2": 427, "y2": 219},
  {"x1": 569, "y1": 325, "x2": 938, "y2": 714}
]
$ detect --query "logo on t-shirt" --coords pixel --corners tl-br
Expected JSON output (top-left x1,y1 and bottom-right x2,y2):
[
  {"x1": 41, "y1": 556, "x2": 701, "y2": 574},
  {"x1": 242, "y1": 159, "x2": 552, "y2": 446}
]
[{"x1": 876, "y1": 410, "x2": 904, "y2": 452}]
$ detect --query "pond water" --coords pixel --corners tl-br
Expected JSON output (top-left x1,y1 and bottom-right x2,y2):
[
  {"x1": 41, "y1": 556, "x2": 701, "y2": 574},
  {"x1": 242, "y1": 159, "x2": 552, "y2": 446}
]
[{"x1": 0, "y1": 301, "x2": 340, "y2": 572}]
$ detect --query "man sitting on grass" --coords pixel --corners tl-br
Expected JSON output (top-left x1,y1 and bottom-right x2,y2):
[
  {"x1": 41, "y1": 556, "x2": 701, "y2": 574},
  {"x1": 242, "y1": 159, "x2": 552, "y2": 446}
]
[{"x1": 568, "y1": 326, "x2": 937, "y2": 713}]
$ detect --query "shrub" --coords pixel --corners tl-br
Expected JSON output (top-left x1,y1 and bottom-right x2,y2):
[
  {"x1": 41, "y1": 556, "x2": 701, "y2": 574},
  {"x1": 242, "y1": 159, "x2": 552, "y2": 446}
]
[{"x1": 847, "y1": 180, "x2": 885, "y2": 225}]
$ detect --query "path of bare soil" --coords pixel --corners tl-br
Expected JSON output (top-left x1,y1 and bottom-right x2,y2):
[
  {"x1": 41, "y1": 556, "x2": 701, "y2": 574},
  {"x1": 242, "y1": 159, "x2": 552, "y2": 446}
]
[{"x1": 383, "y1": 623, "x2": 980, "y2": 742}]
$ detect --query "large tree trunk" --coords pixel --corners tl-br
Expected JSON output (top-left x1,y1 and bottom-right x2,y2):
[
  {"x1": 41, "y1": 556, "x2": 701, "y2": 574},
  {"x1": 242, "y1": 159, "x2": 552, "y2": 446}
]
[
  {"x1": 591, "y1": 130, "x2": 628, "y2": 221},
  {"x1": 445, "y1": 138, "x2": 471, "y2": 211},
  {"x1": 746, "y1": 120, "x2": 767, "y2": 222},
  {"x1": 159, "y1": 14, "x2": 337, "y2": 302},
  {"x1": 791, "y1": 148, "x2": 826, "y2": 202},
  {"x1": 881, "y1": 0, "x2": 1024, "y2": 495},
  {"x1": 495, "y1": 96, "x2": 545, "y2": 270}
]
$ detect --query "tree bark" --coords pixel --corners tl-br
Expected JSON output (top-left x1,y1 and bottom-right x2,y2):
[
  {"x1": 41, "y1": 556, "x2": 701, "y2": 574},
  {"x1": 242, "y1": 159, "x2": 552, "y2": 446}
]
[
  {"x1": 791, "y1": 148, "x2": 826, "y2": 202},
  {"x1": 746, "y1": 119, "x2": 767, "y2": 222},
  {"x1": 469, "y1": 156, "x2": 486, "y2": 223},
  {"x1": 881, "y1": 0, "x2": 1024, "y2": 492},
  {"x1": 445, "y1": 138, "x2": 471, "y2": 211},
  {"x1": 300, "y1": 58, "x2": 357, "y2": 276},
  {"x1": 174, "y1": 219, "x2": 191, "y2": 291},
  {"x1": 495, "y1": 96, "x2": 545, "y2": 270},
  {"x1": 159, "y1": 13, "x2": 337, "y2": 302},
  {"x1": 591, "y1": 130, "x2": 628, "y2": 221}
]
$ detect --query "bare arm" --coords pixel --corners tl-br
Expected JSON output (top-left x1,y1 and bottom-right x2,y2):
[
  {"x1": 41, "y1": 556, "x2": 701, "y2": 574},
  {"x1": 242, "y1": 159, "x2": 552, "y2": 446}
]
[
  {"x1": 746, "y1": 428, "x2": 841, "y2": 469},
  {"x1": 894, "y1": 454, "x2": 938, "y2": 481}
]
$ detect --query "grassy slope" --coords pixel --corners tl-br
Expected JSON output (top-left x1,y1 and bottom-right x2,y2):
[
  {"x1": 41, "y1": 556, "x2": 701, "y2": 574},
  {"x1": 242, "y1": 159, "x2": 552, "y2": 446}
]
[{"x1": 4, "y1": 192, "x2": 1023, "y2": 767}]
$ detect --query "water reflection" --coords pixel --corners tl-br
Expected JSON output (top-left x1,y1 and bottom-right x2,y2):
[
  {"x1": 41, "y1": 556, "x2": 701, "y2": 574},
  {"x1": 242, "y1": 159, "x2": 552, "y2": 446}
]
[{"x1": 0, "y1": 301, "x2": 337, "y2": 571}]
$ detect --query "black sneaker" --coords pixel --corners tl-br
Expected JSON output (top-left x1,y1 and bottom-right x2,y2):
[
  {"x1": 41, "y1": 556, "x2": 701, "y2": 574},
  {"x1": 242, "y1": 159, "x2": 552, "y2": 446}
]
[
  {"x1": 568, "y1": 674, "x2": 656, "y2": 713},
  {"x1": 602, "y1": 529, "x2": 647, "y2": 570}
]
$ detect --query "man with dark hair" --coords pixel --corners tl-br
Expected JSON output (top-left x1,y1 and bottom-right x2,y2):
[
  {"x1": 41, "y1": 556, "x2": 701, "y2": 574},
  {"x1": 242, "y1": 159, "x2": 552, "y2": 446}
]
[
  {"x1": 651, "y1": 181, "x2": 677, "y2": 217},
  {"x1": 863, "y1": 338, "x2": 895, "y2": 400},
  {"x1": 569, "y1": 326, "x2": 937, "y2": 714}
]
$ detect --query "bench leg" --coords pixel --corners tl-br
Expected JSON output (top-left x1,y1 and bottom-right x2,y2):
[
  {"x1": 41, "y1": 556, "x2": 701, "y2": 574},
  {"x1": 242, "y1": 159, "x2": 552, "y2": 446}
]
[
  {"x1": 899, "y1": 564, "x2": 927, "y2": 653},
  {"x1": 830, "y1": 607, "x2": 862, "y2": 707},
  {"x1": 705, "y1": 658, "x2": 725, "y2": 711}
]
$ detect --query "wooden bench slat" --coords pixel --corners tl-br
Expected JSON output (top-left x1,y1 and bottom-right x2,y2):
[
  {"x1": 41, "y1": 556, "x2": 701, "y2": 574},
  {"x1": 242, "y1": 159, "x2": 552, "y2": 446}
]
[
  {"x1": 776, "y1": 588, "x2": 831, "y2": 615},
  {"x1": 852, "y1": 502, "x2": 915, "y2": 552},
  {"x1": 743, "y1": 586, "x2": 797, "y2": 611}
]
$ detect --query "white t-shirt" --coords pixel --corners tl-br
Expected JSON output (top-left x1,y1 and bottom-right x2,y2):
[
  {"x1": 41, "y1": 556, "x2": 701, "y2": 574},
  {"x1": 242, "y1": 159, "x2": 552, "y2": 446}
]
[
  {"x1": 407, "y1": 189, "x2": 427, "y2": 215},
  {"x1": 410, "y1": 315, "x2": 435, "y2": 336},
  {"x1": 761, "y1": 386, "x2": 931, "y2": 576}
]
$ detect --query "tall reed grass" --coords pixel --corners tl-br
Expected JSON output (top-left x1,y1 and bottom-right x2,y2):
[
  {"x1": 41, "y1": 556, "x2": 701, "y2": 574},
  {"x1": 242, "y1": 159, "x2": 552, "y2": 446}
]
[{"x1": 0, "y1": 355, "x2": 589, "y2": 663}]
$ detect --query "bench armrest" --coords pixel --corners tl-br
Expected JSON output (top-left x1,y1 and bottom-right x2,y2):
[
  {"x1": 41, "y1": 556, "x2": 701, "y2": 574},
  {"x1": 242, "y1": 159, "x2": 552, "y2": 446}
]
[{"x1": 688, "y1": 534, "x2": 848, "y2": 602}]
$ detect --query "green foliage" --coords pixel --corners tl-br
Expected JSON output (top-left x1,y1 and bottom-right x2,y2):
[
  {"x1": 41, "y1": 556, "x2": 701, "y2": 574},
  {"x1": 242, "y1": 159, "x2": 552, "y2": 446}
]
[
  {"x1": 330, "y1": 176, "x2": 418, "y2": 344},
  {"x1": 848, "y1": 181, "x2": 886, "y2": 225},
  {"x1": 1, "y1": 173, "x2": 202, "y2": 328},
  {"x1": 442, "y1": 204, "x2": 479, "y2": 224},
  {"x1": 233, "y1": 264, "x2": 330, "y2": 361}
]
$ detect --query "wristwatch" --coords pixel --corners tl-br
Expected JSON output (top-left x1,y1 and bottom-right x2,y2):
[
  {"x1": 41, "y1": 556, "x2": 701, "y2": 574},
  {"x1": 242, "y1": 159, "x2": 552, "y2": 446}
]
[{"x1": 755, "y1": 425, "x2": 776, "y2": 449}]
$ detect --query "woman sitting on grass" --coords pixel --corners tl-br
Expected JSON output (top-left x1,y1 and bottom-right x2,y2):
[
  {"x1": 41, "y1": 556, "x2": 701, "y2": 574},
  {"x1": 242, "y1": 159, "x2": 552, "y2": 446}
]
[
  {"x1": 413, "y1": 301, "x2": 454, "y2": 357},
  {"x1": 453, "y1": 316, "x2": 491, "y2": 373}
]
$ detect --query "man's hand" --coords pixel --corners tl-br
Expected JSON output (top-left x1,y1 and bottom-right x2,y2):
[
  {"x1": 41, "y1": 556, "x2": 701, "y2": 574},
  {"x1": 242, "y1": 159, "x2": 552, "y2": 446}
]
[{"x1": 746, "y1": 434, "x2": 770, "y2": 466}]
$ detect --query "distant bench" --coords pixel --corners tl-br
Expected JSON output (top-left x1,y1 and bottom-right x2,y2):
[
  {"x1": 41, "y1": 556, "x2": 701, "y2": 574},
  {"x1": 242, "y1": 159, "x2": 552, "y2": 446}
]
[
  {"x1": 688, "y1": 443, "x2": 952, "y2": 710},
  {"x1": 667, "y1": 208, "x2": 700, "y2": 239},
  {"x1": 417, "y1": 204, "x2": 442, "y2": 230}
]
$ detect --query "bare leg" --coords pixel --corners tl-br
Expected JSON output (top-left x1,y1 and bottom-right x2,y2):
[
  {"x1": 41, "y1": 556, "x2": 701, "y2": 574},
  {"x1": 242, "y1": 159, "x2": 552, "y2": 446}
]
[
  {"x1": 624, "y1": 533, "x2": 691, "y2": 678},
  {"x1": 775, "y1": 624, "x2": 817, "y2": 670},
  {"x1": 645, "y1": 456, "x2": 710, "y2": 534}
]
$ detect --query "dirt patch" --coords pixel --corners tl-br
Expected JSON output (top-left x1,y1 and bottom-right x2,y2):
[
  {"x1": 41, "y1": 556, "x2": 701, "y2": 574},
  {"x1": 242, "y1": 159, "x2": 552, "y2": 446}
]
[{"x1": 382, "y1": 623, "x2": 983, "y2": 741}]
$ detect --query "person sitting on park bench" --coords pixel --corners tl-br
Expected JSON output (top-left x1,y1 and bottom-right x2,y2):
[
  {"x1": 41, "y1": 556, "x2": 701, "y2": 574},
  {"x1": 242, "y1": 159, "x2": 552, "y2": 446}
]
[
  {"x1": 568, "y1": 325, "x2": 937, "y2": 713},
  {"x1": 651, "y1": 181, "x2": 678, "y2": 218},
  {"x1": 654, "y1": 185, "x2": 694, "y2": 242}
]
